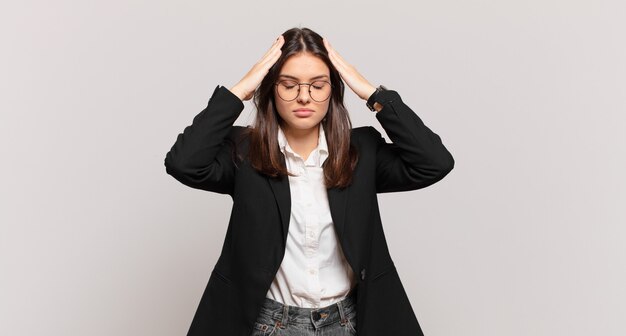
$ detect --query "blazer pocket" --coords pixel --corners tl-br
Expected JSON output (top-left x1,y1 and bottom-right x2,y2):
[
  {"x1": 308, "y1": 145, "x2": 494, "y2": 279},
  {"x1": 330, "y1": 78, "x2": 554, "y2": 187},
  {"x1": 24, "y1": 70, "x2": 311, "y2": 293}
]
[
  {"x1": 212, "y1": 269, "x2": 233, "y2": 287},
  {"x1": 371, "y1": 264, "x2": 396, "y2": 282}
]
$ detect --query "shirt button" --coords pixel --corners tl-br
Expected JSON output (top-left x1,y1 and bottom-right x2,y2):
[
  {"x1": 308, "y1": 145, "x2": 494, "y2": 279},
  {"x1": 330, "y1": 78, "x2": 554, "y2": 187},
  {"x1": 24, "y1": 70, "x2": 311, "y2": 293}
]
[{"x1": 309, "y1": 269, "x2": 316, "y2": 275}]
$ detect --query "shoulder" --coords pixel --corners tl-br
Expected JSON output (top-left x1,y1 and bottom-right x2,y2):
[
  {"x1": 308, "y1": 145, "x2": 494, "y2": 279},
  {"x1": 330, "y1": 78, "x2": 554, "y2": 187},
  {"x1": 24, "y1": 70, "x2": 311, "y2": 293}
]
[
  {"x1": 351, "y1": 125, "x2": 382, "y2": 136},
  {"x1": 351, "y1": 126, "x2": 383, "y2": 146}
]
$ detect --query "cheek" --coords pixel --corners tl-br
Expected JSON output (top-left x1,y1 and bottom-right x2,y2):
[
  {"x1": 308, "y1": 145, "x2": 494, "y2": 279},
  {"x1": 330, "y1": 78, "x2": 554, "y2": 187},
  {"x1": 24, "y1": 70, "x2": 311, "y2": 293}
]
[
  {"x1": 322, "y1": 102, "x2": 331, "y2": 116},
  {"x1": 272, "y1": 94, "x2": 288, "y2": 117},
  {"x1": 274, "y1": 101, "x2": 289, "y2": 119}
]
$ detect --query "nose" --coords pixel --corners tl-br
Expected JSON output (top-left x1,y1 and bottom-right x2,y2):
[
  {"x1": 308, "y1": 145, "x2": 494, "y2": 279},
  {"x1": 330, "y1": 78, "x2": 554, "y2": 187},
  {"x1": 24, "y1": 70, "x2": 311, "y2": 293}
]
[{"x1": 296, "y1": 85, "x2": 311, "y2": 103}]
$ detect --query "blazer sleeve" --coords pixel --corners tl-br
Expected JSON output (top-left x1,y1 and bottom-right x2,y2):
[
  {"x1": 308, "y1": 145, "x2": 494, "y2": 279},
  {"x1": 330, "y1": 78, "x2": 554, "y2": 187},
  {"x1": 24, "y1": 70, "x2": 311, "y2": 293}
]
[
  {"x1": 371, "y1": 89, "x2": 455, "y2": 193},
  {"x1": 163, "y1": 85, "x2": 245, "y2": 195}
]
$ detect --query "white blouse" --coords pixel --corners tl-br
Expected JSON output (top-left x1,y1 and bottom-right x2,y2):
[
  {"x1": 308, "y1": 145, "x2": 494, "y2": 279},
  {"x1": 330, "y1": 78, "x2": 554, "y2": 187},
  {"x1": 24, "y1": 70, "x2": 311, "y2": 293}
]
[{"x1": 265, "y1": 124, "x2": 357, "y2": 308}]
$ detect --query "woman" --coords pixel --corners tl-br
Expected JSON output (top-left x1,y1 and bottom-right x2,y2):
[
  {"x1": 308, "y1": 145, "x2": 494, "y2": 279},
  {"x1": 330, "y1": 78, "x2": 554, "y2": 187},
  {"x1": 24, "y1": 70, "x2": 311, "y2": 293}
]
[{"x1": 164, "y1": 27, "x2": 454, "y2": 336}]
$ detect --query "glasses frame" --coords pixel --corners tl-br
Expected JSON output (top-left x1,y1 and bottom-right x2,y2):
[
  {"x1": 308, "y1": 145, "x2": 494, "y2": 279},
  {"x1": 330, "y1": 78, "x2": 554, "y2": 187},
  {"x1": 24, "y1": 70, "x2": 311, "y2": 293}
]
[{"x1": 273, "y1": 79, "x2": 333, "y2": 102}]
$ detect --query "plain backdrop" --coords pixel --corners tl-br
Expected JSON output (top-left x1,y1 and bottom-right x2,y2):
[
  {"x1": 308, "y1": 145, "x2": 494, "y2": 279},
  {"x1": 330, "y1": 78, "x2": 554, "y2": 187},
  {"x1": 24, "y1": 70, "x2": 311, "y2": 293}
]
[{"x1": 1, "y1": 1, "x2": 624, "y2": 335}]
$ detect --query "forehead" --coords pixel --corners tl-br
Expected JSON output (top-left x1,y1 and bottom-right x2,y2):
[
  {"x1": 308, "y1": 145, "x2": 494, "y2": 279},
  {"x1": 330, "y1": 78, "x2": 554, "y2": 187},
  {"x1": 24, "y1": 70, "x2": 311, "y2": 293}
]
[{"x1": 279, "y1": 53, "x2": 329, "y2": 80}]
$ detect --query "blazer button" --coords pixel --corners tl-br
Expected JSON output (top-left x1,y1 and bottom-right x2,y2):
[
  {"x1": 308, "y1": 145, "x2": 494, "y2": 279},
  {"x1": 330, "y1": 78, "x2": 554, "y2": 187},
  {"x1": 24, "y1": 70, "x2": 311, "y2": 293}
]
[{"x1": 360, "y1": 268, "x2": 366, "y2": 281}]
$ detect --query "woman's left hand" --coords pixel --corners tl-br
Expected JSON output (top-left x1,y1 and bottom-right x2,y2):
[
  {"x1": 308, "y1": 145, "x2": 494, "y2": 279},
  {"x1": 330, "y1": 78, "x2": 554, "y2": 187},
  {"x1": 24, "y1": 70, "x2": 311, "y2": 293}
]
[{"x1": 323, "y1": 37, "x2": 377, "y2": 101}]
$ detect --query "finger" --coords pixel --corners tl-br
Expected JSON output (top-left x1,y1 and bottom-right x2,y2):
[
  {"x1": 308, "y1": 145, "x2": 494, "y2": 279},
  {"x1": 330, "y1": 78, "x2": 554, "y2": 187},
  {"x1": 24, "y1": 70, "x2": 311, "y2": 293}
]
[
  {"x1": 324, "y1": 38, "x2": 338, "y2": 58},
  {"x1": 328, "y1": 45, "x2": 348, "y2": 68},
  {"x1": 327, "y1": 50, "x2": 348, "y2": 73},
  {"x1": 258, "y1": 45, "x2": 282, "y2": 72},
  {"x1": 260, "y1": 42, "x2": 282, "y2": 66},
  {"x1": 324, "y1": 38, "x2": 342, "y2": 69},
  {"x1": 259, "y1": 39, "x2": 277, "y2": 60},
  {"x1": 323, "y1": 38, "x2": 334, "y2": 56},
  {"x1": 324, "y1": 39, "x2": 349, "y2": 70},
  {"x1": 266, "y1": 36, "x2": 284, "y2": 58},
  {"x1": 259, "y1": 35, "x2": 284, "y2": 62},
  {"x1": 323, "y1": 37, "x2": 333, "y2": 51}
]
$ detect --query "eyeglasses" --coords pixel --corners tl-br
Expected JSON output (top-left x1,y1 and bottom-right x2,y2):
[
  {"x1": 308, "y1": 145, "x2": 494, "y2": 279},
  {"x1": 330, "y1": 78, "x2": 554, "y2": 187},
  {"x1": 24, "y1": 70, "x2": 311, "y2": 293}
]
[{"x1": 274, "y1": 80, "x2": 332, "y2": 102}]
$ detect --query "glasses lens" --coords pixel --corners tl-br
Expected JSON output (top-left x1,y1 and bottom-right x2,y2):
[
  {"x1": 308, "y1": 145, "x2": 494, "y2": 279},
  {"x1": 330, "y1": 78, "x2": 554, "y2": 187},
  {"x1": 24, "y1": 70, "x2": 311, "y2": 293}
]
[
  {"x1": 310, "y1": 81, "x2": 331, "y2": 102},
  {"x1": 277, "y1": 80, "x2": 299, "y2": 101}
]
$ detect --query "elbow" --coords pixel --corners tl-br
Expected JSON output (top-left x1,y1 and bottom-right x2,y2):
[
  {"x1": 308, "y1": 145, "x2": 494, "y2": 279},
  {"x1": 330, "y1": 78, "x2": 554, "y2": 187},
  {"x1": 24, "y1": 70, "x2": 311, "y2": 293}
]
[
  {"x1": 164, "y1": 152, "x2": 180, "y2": 176},
  {"x1": 163, "y1": 156, "x2": 204, "y2": 190},
  {"x1": 434, "y1": 151, "x2": 455, "y2": 181},
  {"x1": 406, "y1": 155, "x2": 454, "y2": 190},
  {"x1": 438, "y1": 151, "x2": 454, "y2": 178},
  {"x1": 443, "y1": 152, "x2": 455, "y2": 175},
  {"x1": 164, "y1": 151, "x2": 192, "y2": 180},
  {"x1": 421, "y1": 152, "x2": 454, "y2": 186}
]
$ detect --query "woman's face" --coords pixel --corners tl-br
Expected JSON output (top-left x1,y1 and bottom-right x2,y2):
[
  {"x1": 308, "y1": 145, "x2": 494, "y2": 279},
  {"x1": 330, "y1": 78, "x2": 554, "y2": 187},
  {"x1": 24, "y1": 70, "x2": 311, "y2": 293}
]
[{"x1": 274, "y1": 52, "x2": 331, "y2": 133}]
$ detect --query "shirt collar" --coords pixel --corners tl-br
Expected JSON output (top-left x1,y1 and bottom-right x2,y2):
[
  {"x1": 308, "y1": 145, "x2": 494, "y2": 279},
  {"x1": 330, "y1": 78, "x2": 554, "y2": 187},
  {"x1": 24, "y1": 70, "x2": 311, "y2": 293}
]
[{"x1": 277, "y1": 124, "x2": 329, "y2": 167}]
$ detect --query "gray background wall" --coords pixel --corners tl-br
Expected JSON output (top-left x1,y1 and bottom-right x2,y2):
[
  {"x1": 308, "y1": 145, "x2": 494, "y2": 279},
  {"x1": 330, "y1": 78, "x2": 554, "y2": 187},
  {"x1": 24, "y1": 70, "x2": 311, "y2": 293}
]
[{"x1": 1, "y1": 1, "x2": 624, "y2": 335}]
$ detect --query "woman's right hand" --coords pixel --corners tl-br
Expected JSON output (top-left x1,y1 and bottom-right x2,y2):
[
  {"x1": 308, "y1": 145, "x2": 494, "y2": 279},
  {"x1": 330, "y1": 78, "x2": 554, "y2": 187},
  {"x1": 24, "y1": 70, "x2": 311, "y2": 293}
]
[{"x1": 229, "y1": 35, "x2": 284, "y2": 101}]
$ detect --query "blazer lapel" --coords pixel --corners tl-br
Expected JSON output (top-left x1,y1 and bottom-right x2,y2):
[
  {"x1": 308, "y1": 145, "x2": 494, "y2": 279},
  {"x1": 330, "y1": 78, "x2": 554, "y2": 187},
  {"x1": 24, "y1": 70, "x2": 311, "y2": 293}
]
[
  {"x1": 327, "y1": 185, "x2": 349, "y2": 239},
  {"x1": 267, "y1": 174, "x2": 291, "y2": 244}
]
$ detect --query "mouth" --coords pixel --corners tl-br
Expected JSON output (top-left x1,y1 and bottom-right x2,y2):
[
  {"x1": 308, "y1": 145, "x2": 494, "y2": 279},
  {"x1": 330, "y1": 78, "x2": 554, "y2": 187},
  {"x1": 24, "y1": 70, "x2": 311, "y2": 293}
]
[{"x1": 293, "y1": 109, "x2": 314, "y2": 117}]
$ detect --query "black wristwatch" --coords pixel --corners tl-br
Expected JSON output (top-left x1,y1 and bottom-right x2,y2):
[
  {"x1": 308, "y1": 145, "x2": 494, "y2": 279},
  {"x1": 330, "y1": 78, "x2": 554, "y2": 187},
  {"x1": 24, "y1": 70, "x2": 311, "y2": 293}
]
[{"x1": 366, "y1": 85, "x2": 389, "y2": 112}]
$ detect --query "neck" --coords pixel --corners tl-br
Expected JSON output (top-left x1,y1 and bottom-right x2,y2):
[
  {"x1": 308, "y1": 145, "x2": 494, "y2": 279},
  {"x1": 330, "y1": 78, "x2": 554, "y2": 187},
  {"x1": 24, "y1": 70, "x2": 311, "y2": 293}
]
[{"x1": 281, "y1": 123, "x2": 320, "y2": 161}]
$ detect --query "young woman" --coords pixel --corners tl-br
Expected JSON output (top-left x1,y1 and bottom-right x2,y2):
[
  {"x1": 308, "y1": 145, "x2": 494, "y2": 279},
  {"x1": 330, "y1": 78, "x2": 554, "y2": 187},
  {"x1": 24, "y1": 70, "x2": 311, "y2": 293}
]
[{"x1": 165, "y1": 27, "x2": 454, "y2": 336}]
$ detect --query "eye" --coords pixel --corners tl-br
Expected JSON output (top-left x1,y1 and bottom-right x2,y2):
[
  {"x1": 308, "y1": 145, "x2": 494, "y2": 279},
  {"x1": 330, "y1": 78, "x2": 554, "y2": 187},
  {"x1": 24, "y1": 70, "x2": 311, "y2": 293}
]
[
  {"x1": 311, "y1": 81, "x2": 328, "y2": 90},
  {"x1": 280, "y1": 80, "x2": 298, "y2": 89}
]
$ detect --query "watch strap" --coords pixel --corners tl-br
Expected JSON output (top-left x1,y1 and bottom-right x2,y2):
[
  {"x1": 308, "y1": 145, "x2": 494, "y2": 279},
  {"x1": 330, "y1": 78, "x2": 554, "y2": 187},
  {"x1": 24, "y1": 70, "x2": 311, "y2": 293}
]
[{"x1": 366, "y1": 85, "x2": 389, "y2": 111}]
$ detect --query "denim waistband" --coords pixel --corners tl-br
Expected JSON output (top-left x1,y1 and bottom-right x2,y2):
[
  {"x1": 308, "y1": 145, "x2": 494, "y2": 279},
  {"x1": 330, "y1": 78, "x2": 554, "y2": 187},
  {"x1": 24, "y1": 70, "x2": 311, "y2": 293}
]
[{"x1": 256, "y1": 287, "x2": 357, "y2": 328}]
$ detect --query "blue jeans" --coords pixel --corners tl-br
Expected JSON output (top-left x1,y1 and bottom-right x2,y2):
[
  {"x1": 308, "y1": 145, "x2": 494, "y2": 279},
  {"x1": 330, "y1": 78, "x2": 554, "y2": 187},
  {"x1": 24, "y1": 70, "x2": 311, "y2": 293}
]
[{"x1": 250, "y1": 288, "x2": 358, "y2": 336}]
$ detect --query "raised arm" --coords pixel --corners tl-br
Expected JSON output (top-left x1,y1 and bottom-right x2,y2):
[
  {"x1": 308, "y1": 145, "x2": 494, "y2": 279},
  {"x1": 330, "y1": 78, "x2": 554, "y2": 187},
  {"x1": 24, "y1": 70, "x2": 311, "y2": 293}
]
[
  {"x1": 371, "y1": 90, "x2": 454, "y2": 193},
  {"x1": 321, "y1": 37, "x2": 454, "y2": 193},
  {"x1": 164, "y1": 85, "x2": 244, "y2": 195},
  {"x1": 164, "y1": 35, "x2": 285, "y2": 195}
]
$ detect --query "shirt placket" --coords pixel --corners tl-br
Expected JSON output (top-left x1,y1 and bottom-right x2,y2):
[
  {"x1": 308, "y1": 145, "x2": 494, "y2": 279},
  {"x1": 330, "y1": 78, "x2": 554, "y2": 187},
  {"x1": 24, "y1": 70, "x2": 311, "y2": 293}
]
[{"x1": 294, "y1": 154, "x2": 319, "y2": 307}]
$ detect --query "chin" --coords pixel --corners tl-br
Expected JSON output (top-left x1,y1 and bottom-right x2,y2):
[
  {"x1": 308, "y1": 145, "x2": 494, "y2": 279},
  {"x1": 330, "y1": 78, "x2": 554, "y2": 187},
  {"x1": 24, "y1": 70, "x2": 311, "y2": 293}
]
[{"x1": 288, "y1": 119, "x2": 323, "y2": 130}]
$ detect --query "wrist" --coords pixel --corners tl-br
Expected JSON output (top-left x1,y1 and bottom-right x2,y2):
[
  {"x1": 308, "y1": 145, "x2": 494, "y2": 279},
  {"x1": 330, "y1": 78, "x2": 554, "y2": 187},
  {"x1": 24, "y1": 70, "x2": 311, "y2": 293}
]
[
  {"x1": 228, "y1": 85, "x2": 246, "y2": 101},
  {"x1": 364, "y1": 86, "x2": 377, "y2": 101}
]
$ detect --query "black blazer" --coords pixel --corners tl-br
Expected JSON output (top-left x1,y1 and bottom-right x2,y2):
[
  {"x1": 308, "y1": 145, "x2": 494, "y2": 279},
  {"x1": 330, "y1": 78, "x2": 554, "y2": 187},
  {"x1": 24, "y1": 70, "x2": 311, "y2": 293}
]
[{"x1": 164, "y1": 85, "x2": 454, "y2": 336}]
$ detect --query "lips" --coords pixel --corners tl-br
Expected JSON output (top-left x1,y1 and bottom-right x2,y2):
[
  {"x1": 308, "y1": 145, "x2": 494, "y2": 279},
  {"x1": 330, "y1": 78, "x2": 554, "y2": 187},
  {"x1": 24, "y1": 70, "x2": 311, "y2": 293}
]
[{"x1": 293, "y1": 108, "x2": 314, "y2": 117}]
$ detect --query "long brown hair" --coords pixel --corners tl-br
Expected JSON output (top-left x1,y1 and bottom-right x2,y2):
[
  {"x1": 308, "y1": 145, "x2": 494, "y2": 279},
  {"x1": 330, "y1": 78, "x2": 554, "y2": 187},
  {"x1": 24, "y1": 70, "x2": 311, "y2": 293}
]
[{"x1": 239, "y1": 27, "x2": 358, "y2": 189}]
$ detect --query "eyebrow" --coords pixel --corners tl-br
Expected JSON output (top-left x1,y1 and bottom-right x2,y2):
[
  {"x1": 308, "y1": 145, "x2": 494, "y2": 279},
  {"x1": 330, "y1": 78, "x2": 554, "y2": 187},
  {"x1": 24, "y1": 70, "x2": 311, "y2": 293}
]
[{"x1": 278, "y1": 74, "x2": 329, "y2": 80}]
